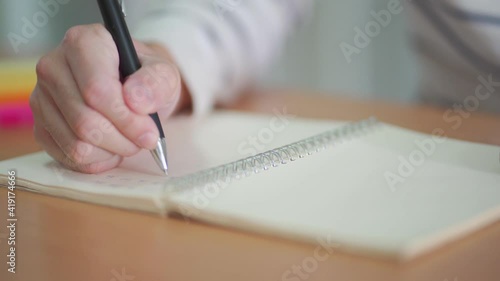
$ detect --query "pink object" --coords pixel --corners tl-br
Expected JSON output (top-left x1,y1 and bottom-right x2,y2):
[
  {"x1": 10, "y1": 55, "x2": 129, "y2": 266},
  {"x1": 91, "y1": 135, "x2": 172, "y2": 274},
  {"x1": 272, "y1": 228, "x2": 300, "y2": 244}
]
[{"x1": 0, "y1": 102, "x2": 34, "y2": 128}]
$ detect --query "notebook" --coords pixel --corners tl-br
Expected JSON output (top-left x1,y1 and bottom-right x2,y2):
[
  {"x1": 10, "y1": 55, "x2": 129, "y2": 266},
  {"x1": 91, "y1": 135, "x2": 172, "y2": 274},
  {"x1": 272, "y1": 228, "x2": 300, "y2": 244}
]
[{"x1": 1, "y1": 111, "x2": 499, "y2": 261}]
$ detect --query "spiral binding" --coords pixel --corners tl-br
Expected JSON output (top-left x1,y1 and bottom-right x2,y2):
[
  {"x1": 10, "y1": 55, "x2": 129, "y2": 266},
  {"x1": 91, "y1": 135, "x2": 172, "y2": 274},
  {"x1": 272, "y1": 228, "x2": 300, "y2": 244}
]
[{"x1": 165, "y1": 117, "x2": 379, "y2": 193}]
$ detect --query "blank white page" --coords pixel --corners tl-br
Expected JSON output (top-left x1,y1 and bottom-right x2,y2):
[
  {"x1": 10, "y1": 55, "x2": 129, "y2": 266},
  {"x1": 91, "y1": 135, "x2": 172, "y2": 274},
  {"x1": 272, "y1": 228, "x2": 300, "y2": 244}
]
[{"x1": 168, "y1": 124, "x2": 500, "y2": 260}]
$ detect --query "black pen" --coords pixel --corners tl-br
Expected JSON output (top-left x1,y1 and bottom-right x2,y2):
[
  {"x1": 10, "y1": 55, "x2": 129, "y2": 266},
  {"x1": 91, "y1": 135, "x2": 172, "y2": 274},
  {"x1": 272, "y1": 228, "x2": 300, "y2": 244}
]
[{"x1": 96, "y1": 0, "x2": 168, "y2": 175}]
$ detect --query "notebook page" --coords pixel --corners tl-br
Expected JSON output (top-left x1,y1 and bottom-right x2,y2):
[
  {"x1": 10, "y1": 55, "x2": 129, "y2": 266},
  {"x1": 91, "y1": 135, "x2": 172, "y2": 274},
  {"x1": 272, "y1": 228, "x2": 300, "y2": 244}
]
[{"x1": 168, "y1": 124, "x2": 500, "y2": 260}]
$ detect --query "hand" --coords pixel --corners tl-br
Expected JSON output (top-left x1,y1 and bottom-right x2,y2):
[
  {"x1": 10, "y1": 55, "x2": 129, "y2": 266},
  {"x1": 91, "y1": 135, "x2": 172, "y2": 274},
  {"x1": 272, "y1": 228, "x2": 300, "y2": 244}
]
[{"x1": 30, "y1": 24, "x2": 190, "y2": 174}]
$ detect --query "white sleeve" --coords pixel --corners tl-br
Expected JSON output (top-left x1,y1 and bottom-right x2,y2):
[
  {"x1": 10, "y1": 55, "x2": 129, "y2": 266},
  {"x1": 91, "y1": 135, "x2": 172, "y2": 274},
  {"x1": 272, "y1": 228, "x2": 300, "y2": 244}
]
[{"x1": 131, "y1": 0, "x2": 312, "y2": 116}]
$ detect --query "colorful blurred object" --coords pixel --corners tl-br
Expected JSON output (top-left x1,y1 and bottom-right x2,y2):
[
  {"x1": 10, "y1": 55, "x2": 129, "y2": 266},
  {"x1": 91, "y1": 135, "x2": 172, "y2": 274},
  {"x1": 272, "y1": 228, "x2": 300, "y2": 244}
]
[
  {"x1": 0, "y1": 59, "x2": 36, "y2": 128},
  {"x1": 0, "y1": 102, "x2": 33, "y2": 128}
]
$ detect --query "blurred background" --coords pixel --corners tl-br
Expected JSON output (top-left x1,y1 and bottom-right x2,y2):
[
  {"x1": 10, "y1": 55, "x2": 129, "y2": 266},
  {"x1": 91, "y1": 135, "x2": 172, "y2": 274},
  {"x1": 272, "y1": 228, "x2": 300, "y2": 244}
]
[{"x1": 0, "y1": 1, "x2": 418, "y2": 127}]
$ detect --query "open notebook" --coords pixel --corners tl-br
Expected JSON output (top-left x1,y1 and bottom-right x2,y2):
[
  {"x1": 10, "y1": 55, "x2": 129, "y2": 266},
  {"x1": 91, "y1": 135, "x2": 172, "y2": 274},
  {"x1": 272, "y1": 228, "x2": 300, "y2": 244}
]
[{"x1": 1, "y1": 111, "x2": 499, "y2": 261}]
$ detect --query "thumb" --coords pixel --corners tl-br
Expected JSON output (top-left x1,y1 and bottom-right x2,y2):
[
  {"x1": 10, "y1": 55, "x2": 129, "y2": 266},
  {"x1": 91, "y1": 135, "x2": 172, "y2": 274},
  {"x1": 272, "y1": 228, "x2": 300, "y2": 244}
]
[{"x1": 123, "y1": 59, "x2": 181, "y2": 115}]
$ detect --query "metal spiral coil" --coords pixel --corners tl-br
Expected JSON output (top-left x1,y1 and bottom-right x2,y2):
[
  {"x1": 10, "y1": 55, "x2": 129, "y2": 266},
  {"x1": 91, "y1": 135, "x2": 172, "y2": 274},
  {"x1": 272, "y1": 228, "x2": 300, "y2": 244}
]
[{"x1": 166, "y1": 117, "x2": 379, "y2": 193}]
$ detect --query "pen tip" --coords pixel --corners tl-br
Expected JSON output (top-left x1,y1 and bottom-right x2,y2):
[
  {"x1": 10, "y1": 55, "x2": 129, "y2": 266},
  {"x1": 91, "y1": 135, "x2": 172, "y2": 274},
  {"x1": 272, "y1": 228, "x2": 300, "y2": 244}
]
[{"x1": 151, "y1": 138, "x2": 169, "y2": 176}]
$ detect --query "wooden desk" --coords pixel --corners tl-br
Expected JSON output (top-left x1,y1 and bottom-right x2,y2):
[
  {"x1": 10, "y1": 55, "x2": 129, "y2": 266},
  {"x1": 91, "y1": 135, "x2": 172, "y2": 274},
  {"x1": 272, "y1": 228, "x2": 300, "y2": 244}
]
[{"x1": 1, "y1": 92, "x2": 500, "y2": 281}]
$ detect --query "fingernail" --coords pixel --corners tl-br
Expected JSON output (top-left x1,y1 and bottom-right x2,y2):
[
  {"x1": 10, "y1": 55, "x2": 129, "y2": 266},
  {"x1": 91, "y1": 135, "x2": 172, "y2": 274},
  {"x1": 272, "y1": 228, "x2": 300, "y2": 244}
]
[{"x1": 137, "y1": 132, "x2": 157, "y2": 149}]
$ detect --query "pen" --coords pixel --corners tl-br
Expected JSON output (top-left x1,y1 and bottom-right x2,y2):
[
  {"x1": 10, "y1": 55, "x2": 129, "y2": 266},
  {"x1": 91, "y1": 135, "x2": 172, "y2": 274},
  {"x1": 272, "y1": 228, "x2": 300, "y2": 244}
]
[{"x1": 96, "y1": 0, "x2": 169, "y2": 175}]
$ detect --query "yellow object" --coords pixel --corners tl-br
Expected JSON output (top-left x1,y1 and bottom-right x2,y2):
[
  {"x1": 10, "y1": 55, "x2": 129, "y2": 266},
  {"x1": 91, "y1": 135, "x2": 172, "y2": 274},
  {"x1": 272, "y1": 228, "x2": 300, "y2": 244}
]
[{"x1": 0, "y1": 59, "x2": 37, "y2": 102}]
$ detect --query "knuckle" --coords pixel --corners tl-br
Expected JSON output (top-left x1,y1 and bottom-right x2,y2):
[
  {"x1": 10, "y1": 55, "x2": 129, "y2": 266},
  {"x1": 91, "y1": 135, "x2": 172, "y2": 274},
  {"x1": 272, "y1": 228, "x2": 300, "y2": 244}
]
[
  {"x1": 81, "y1": 80, "x2": 109, "y2": 108},
  {"x1": 63, "y1": 25, "x2": 117, "y2": 60},
  {"x1": 62, "y1": 25, "x2": 86, "y2": 46},
  {"x1": 73, "y1": 114, "x2": 97, "y2": 141},
  {"x1": 35, "y1": 56, "x2": 53, "y2": 81}
]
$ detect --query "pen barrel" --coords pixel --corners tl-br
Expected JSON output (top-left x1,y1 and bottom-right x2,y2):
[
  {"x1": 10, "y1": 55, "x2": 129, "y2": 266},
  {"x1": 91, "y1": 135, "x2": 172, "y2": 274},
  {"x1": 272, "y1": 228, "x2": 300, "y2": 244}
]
[
  {"x1": 97, "y1": 0, "x2": 141, "y2": 77},
  {"x1": 97, "y1": 0, "x2": 165, "y2": 138}
]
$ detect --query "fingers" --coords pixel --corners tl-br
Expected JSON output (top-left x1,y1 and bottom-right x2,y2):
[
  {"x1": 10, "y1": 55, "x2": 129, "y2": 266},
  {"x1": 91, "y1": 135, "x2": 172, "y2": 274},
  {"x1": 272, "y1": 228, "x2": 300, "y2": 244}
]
[
  {"x1": 31, "y1": 90, "x2": 122, "y2": 174},
  {"x1": 123, "y1": 46, "x2": 182, "y2": 116},
  {"x1": 62, "y1": 24, "x2": 160, "y2": 150},
  {"x1": 34, "y1": 121, "x2": 122, "y2": 174},
  {"x1": 35, "y1": 46, "x2": 140, "y2": 156},
  {"x1": 31, "y1": 84, "x2": 116, "y2": 165}
]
